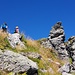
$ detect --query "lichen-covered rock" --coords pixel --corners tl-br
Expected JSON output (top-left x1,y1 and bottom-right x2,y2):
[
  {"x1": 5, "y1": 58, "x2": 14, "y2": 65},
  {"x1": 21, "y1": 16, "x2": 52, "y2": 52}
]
[
  {"x1": 58, "y1": 63, "x2": 72, "y2": 75},
  {"x1": 0, "y1": 50, "x2": 38, "y2": 74},
  {"x1": 41, "y1": 39, "x2": 53, "y2": 49},
  {"x1": 42, "y1": 22, "x2": 69, "y2": 60},
  {"x1": 66, "y1": 36, "x2": 75, "y2": 72},
  {"x1": 58, "y1": 63, "x2": 71, "y2": 73},
  {"x1": 7, "y1": 33, "x2": 26, "y2": 48},
  {"x1": 48, "y1": 22, "x2": 65, "y2": 49}
]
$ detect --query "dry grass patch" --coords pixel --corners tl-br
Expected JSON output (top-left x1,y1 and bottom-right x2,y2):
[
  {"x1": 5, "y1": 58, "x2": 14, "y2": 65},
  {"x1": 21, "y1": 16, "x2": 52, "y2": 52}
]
[
  {"x1": 38, "y1": 47, "x2": 64, "y2": 74},
  {"x1": 0, "y1": 29, "x2": 8, "y2": 38},
  {"x1": 0, "y1": 29, "x2": 10, "y2": 49},
  {"x1": 26, "y1": 39, "x2": 40, "y2": 48}
]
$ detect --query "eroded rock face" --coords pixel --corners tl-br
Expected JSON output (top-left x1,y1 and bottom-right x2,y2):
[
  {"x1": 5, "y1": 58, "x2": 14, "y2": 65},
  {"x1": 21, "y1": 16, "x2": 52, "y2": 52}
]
[
  {"x1": 42, "y1": 22, "x2": 75, "y2": 74},
  {"x1": 0, "y1": 50, "x2": 38, "y2": 75},
  {"x1": 58, "y1": 63, "x2": 71, "y2": 73},
  {"x1": 48, "y1": 22, "x2": 65, "y2": 49},
  {"x1": 42, "y1": 22, "x2": 68, "y2": 60},
  {"x1": 66, "y1": 36, "x2": 75, "y2": 72}
]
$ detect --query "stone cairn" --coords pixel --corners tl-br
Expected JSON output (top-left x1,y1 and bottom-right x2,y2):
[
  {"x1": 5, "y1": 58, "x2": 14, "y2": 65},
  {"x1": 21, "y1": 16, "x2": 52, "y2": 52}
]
[{"x1": 42, "y1": 22, "x2": 69, "y2": 60}]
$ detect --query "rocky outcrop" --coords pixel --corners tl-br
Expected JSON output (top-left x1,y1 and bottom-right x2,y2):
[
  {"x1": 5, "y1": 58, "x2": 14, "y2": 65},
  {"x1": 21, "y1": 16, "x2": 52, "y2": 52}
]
[
  {"x1": 58, "y1": 63, "x2": 72, "y2": 75},
  {"x1": 0, "y1": 50, "x2": 38, "y2": 75},
  {"x1": 57, "y1": 36, "x2": 75, "y2": 74},
  {"x1": 42, "y1": 22, "x2": 75, "y2": 74},
  {"x1": 66, "y1": 36, "x2": 75, "y2": 72},
  {"x1": 42, "y1": 39, "x2": 53, "y2": 49},
  {"x1": 48, "y1": 22, "x2": 69, "y2": 60},
  {"x1": 8, "y1": 33, "x2": 26, "y2": 48},
  {"x1": 42, "y1": 22, "x2": 69, "y2": 60}
]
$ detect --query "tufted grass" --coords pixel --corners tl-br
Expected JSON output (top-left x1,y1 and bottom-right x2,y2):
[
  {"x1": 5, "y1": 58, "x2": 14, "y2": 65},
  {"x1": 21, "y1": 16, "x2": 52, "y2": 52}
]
[{"x1": 0, "y1": 30, "x2": 11, "y2": 50}]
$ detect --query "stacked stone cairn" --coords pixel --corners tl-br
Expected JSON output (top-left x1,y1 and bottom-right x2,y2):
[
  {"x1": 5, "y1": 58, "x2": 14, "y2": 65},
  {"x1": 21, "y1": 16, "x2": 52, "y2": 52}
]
[{"x1": 42, "y1": 22, "x2": 69, "y2": 60}]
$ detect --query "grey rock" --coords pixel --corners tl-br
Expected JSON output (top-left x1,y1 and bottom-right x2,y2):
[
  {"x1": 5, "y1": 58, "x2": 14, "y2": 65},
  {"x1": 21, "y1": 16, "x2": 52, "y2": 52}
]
[
  {"x1": 41, "y1": 22, "x2": 75, "y2": 73},
  {"x1": 49, "y1": 22, "x2": 65, "y2": 47},
  {"x1": 8, "y1": 33, "x2": 26, "y2": 48},
  {"x1": 66, "y1": 36, "x2": 75, "y2": 71},
  {"x1": 42, "y1": 22, "x2": 68, "y2": 60},
  {"x1": 71, "y1": 42, "x2": 75, "y2": 50},
  {"x1": 42, "y1": 40, "x2": 53, "y2": 49},
  {"x1": 62, "y1": 72, "x2": 72, "y2": 75},
  {"x1": 58, "y1": 63, "x2": 71, "y2": 73},
  {"x1": 0, "y1": 50, "x2": 38, "y2": 73}
]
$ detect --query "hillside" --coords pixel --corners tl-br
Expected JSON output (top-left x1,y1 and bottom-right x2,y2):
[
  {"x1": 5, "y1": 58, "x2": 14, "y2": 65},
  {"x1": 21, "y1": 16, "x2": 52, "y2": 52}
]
[
  {"x1": 0, "y1": 30, "x2": 65, "y2": 75},
  {"x1": 0, "y1": 22, "x2": 75, "y2": 75}
]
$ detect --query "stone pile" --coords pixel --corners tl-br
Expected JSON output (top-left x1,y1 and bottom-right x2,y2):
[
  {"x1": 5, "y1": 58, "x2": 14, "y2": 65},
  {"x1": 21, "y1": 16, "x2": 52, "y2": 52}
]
[{"x1": 42, "y1": 22, "x2": 69, "y2": 60}]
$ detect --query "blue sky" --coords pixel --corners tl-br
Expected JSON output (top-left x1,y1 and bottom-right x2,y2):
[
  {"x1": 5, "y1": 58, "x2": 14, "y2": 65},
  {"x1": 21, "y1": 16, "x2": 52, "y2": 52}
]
[{"x1": 0, "y1": 0, "x2": 75, "y2": 40}]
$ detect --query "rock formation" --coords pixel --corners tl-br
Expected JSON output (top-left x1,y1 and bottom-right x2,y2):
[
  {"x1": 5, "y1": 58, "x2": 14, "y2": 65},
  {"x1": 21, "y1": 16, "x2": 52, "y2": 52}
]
[
  {"x1": 66, "y1": 36, "x2": 75, "y2": 72},
  {"x1": 58, "y1": 63, "x2": 72, "y2": 75},
  {"x1": 42, "y1": 22, "x2": 69, "y2": 60},
  {"x1": 8, "y1": 33, "x2": 25, "y2": 48},
  {"x1": 0, "y1": 50, "x2": 38, "y2": 75},
  {"x1": 42, "y1": 22, "x2": 75, "y2": 74}
]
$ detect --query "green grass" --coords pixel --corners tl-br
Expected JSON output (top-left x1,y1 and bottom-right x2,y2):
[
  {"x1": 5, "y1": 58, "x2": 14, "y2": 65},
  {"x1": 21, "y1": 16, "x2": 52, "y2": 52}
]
[
  {"x1": 0, "y1": 35, "x2": 11, "y2": 50},
  {"x1": 28, "y1": 57, "x2": 40, "y2": 63},
  {"x1": 69, "y1": 57, "x2": 73, "y2": 64}
]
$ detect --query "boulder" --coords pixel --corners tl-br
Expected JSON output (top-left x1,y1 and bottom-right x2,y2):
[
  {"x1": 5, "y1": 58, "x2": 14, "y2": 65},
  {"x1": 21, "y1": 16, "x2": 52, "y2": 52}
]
[
  {"x1": 0, "y1": 50, "x2": 38, "y2": 74},
  {"x1": 7, "y1": 33, "x2": 26, "y2": 48},
  {"x1": 66, "y1": 36, "x2": 75, "y2": 72}
]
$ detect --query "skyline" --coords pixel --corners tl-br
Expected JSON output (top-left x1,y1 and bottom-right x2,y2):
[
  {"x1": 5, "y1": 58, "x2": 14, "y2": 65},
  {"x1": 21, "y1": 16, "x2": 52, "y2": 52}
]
[{"x1": 0, "y1": 0, "x2": 75, "y2": 40}]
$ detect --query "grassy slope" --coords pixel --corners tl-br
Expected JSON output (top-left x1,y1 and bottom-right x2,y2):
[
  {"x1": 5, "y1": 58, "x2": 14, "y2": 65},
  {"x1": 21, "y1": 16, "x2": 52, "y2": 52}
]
[{"x1": 0, "y1": 30, "x2": 65, "y2": 75}]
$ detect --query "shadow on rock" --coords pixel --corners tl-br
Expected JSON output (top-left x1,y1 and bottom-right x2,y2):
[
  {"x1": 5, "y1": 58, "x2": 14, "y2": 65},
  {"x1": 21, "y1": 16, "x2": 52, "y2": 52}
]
[{"x1": 26, "y1": 68, "x2": 38, "y2": 75}]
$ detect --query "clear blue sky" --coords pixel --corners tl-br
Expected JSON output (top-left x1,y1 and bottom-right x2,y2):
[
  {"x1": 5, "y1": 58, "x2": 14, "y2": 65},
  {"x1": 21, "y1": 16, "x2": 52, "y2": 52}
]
[{"x1": 0, "y1": 0, "x2": 75, "y2": 40}]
